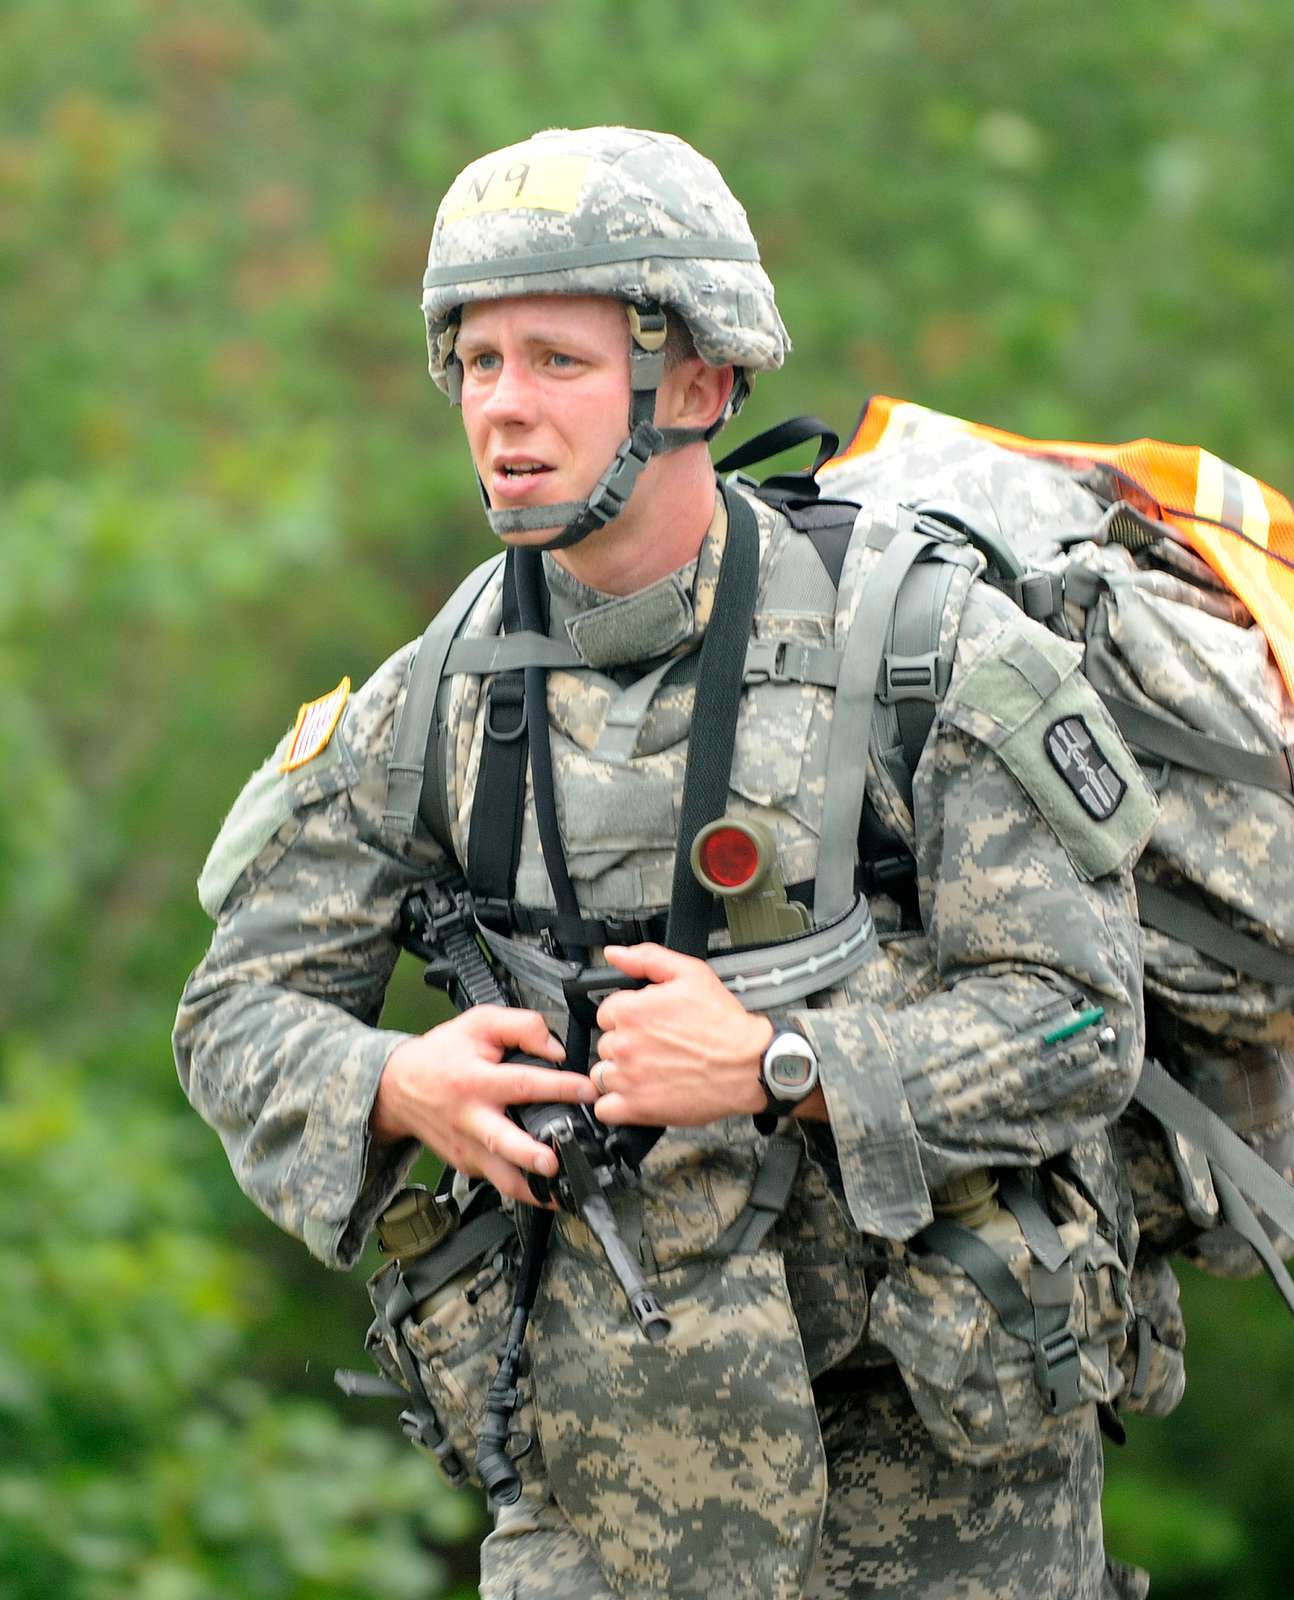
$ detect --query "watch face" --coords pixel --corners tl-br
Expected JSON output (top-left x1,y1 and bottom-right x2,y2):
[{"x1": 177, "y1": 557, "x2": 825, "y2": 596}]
[
  {"x1": 768, "y1": 1054, "x2": 813, "y2": 1091},
  {"x1": 762, "y1": 1032, "x2": 818, "y2": 1103}
]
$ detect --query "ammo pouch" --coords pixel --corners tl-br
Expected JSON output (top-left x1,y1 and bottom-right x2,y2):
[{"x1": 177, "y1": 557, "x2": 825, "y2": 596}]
[
  {"x1": 363, "y1": 1202, "x2": 536, "y2": 1492},
  {"x1": 870, "y1": 1168, "x2": 1129, "y2": 1465}
]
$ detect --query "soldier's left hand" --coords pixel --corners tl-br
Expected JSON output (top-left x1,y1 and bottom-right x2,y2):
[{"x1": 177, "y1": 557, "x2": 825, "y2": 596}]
[{"x1": 590, "y1": 943, "x2": 773, "y2": 1126}]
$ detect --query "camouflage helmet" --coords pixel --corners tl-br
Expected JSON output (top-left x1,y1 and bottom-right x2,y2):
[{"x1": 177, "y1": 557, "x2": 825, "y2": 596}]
[
  {"x1": 422, "y1": 128, "x2": 789, "y2": 549},
  {"x1": 423, "y1": 126, "x2": 790, "y2": 400}
]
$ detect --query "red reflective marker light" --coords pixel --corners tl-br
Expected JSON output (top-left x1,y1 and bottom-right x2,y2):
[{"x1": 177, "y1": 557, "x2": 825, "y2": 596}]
[{"x1": 697, "y1": 825, "x2": 761, "y2": 889}]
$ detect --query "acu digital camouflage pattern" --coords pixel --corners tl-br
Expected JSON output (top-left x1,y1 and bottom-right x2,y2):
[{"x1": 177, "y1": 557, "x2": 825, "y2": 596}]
[
  {"x1": 176, "y1": 479, "x2": 1156, "y2": 1597},
  {"x1": 825, "y1": 425, "x2": 1294, "y2": 1288},
  {"x1": 478, "y1": 1375, "x2": 1134, "y2": 1600},
  {"x1": 422, "y1": 126, "x2": 790, "y2": 392}
]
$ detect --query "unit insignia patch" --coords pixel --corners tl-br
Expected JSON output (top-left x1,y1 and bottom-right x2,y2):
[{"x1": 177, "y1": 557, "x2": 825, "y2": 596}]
[{"x1": 1044, "y1": 715, "x2": 1127, "y2": 820}]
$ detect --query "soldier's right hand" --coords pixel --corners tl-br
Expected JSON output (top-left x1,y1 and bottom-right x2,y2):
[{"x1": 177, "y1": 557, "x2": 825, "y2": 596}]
[{"x1": 369, "y1": 1006, "x2": 596, "y2": 1208}]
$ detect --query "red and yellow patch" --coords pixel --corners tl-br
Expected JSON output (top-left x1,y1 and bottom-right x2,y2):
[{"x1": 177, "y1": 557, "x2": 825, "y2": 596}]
[{"x1": 279, "y1": 677, "x2": 351, "y2": 772}]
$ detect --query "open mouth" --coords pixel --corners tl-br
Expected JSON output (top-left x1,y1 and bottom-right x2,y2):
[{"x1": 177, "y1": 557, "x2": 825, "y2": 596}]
[{"x1": 490, "y1": 460, "x2": 556, "y2": 502}]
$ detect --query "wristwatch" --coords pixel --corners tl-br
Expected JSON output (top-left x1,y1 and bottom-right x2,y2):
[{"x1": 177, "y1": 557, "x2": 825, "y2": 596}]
[{"x1": 754, "y1": 1028, "x2": 819, "y2": 1134}]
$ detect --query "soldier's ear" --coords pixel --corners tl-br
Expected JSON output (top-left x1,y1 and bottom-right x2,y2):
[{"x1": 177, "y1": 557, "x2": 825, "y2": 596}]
[{"x1": 661, "y1": 359, "x2": 734, "y2": 432}]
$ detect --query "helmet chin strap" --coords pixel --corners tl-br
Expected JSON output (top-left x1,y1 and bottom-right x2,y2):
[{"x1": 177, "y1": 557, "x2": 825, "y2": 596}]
[{"x1": 463, "y1": 302, "x2": 728, "y2": 553}]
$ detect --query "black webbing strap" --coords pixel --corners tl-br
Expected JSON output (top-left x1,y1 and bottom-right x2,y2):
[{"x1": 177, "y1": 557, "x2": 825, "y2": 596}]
[
  {"x1": 715, "y1": 415, "x2": 840, "y2": 478},
  {"x1": 1135, "y1": 877, "x2": 1294, "y2": 987},
  {"x1": 1100, "y1": 690, "x2": 1294, "y2": 795},
  {"x1": 664, "y1": 485, "x2": 762, "y2": 957},
  {"x1": 513, "y1": 546, "x2": 593, "y2": 1038},
  {"x1": 914, "y1": 1199, "x2": 1083, "y2": 1416},
  {"x1": 466, "y1": 550, "x2": 534, "y2": 905}
]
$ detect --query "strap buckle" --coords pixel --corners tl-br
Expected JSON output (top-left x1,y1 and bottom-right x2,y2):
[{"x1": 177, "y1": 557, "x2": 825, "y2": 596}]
[
  {"x1": 1034, "y1": 1326, "x2": 1083, "y2": 1414},
  {"x1": 746, "y1": 638, "x2": 810, "y2": 686},
  {"x1": 483, "y1": 675, "x2": 527, "y2": 743},
  {"x1": 1012, "y1": 570, "x2": 1066, "y2": 621},
  {"x1": 881, "y1": 650, "x2": 951, "y2": 704}
]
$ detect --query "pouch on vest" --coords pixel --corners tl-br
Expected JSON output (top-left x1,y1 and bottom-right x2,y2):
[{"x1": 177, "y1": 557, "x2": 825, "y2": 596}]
[
  {"x1": 869, "y1": 1163, "x2": 1130, "y2": 1466},
  {"x1": 362, "y1": 1209, "x2": 543, "y2": 1495}
]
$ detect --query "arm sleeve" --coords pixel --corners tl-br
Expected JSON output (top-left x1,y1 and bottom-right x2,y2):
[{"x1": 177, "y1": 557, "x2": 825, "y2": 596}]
[
  {"x1": 172, "y1": 644, "x2": 437, "y2": 1269},
  {"x1": 790, "y1": 591, "x2": 1157, "y2": 1241}
]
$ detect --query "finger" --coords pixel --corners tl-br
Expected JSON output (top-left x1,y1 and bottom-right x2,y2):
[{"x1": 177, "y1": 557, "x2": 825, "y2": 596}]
[
  {"x1": 602, "y1": 942, "x2": 697, "y2": 985},
  {"x1": 492, "y1": 1063, "x2": 600, "y2": 1107},
  {"x1": 474, "y1": 1007, "x2": 566, "y2": 1063},
  {"x1": 461, "y1": 1105, "x2": 562, "y2": 1179},
  {"x1": 478, "y1": 1154, "x2": 558, "y2": 1210},
  {"x1": 591, "y1": 1091, "x2": 631, "y2": 1126}
]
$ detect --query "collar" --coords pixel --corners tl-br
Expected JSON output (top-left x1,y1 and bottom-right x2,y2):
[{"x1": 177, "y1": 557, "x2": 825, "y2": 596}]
[{"x1": 544, "y1": 493, "x2": 729, "y2": 670}]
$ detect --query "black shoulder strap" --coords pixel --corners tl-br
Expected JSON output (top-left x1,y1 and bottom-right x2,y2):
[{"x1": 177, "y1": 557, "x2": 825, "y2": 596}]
[{"x1": 465, "y1": 551, "x2": 534, "y2": 907}]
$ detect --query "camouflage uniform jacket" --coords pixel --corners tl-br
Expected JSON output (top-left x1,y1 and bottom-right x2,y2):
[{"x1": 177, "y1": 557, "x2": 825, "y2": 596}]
[{"x1": 174, "y1": 485, "x2": 1154, "y2": 1591}]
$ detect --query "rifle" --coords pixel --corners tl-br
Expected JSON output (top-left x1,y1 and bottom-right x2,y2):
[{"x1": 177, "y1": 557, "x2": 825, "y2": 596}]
[{"x1": 397, "y1": 876, "x2": 670, "y2": 1505}]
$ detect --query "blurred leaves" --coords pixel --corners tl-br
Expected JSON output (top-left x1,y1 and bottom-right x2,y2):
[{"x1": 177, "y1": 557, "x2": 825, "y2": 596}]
[{"x1": 4, "y1": 0, "x2": 1294, "y2": 1594}]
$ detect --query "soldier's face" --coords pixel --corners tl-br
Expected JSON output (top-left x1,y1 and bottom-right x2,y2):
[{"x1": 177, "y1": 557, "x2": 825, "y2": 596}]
[{"x1": 457, "y1": 295, "x2": 633, "y2": 542}]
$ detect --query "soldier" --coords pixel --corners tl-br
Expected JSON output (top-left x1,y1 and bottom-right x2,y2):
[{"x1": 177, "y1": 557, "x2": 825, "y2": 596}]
[{"x1": 175, "y1": 127, "x2": 1158, "y2": 1599}]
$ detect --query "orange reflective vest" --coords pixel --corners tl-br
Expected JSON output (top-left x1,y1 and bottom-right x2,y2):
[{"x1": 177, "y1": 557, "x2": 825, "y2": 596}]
[{"x1": 828, "y1": 395, "x2": 1294, "y2": 701}]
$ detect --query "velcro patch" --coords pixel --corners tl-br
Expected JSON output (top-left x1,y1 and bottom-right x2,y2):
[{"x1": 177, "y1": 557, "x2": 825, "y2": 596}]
[
  {"x1": 1045, "y1": 716, "x2": 1127, "y2": 820},
  {"x1": 279, "y1": 677, "x2": 351, "y2": 772}
]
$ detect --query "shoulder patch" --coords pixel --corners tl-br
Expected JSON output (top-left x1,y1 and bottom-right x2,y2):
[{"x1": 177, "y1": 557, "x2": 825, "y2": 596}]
[
  {"x1": 1044, "y1": 715, "x2": 1127, "y2": 821},
  {"x1": 279, "y1": 677, "x2": 351, "y2": 772},
  {"x1": 942, "y1": 627, "x2": 1158, "y2": 879}
]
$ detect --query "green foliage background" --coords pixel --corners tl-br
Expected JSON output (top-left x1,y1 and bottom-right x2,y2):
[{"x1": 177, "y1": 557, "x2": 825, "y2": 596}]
[{"x1": 3, "y1": 0, "x2": 1293, "y2": 1594}]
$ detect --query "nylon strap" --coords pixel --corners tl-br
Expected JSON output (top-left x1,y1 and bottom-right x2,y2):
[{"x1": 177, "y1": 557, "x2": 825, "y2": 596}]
[
  {"x1": 383, "y1": 554, "x2": 503, "y2": 839},
  {"x1": 715, "y1": 415, "x2": 841, "y2": 477},
  {"x1": 447, "y1": 630, "x2": 842, "y2": 690},
  {"x1": 397, "y1": 1208, "x2": 517, "y2": 1311},
  {"x1": 1100, "y1": 690, "x2": 1294, "y2": 794},
  {"x1": 1134, "y1": 1058, "x2": 1294, "y2": 1259},
  {"x1": 665, "y1": 485, "x2": 762, "y2": 956},
  {"x1": 446, "y1": 633, "x2": 586, "y2": 673},
  {"x1": 1136, "y1": 878, "x2": 1294, "y2": 986},
  {"x1": 815, "y1": 512, "x2": 944, "y2": 923},
  {"x1": 423, "y1": 236, "x2": 761, "y2": 288},
  {"x1": 706, "y1": 1135, "x2": 803, "y2": 1257},
  {"x1": 1213, "y1": 1167, "x2": 1294, "y2": 1319},
  {"x1": 467, "y1": 552, "x2": 531, "y2": 906},
  {"x1": 594, "y1": 648, "x2": 698, "y2": 765}
]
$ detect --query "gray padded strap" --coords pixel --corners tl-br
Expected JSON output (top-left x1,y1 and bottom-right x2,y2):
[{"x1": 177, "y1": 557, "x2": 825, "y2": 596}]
[
  {"x1": 1136, "y1": 878, "x2": 1294, "y2": 986},
  {"x1": 383, "y1": 554, "x2": 503, "y2": 837},
  {"x1": 445, "y1": 633, "x2": 585, "y2": 673},
  {"x1": 878, "y1": 552, "x2": 961, "y2": 792},
  {"x1": 593, "y1": 649, "x2": 697, "y2": 765},
  {"x1": 815, "y1": 515, "x2": 944, "y2": 923},
  {"x1": 1101, "y1": 691, "x2": 1294, "y2": 794},
  {"x1": 483, "y1": 891, "x2": 876, "y2": 1013},
  {"x1": 1134, "y1": 1058, "x2": 1294, "y2": 1248},
  {"x1": 1213, "y1": 1168, "x2": 1294, "y2": 1319}
]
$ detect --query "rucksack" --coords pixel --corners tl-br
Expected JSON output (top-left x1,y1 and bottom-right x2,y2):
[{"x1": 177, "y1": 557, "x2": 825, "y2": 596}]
[{"x1": 717, "y1": 399, "x2": 1294, "y2": 1333}]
